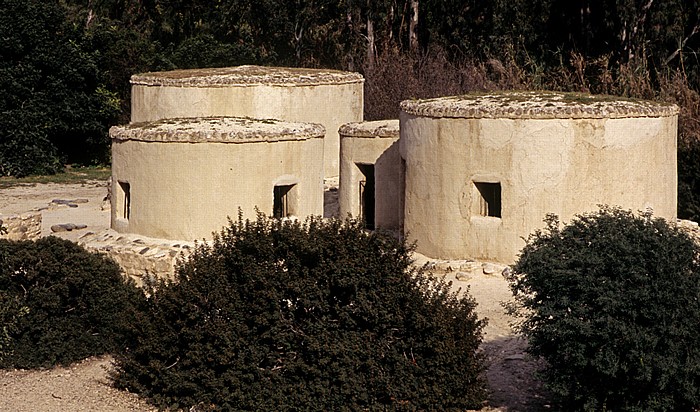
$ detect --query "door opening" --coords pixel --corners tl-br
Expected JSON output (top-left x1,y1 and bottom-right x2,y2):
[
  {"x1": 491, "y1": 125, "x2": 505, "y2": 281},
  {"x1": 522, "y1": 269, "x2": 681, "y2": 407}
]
[
  {"x1": 358, "y1": 164, "x2": 375, "y2": 229},
  {"x1": 273, "y1": 184, "x2": 296, "y2": 218}
]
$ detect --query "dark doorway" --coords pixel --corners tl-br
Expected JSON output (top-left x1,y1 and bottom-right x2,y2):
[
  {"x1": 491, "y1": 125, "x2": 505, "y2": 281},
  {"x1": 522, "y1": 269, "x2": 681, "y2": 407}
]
[
  {"x1": 273, "y1": 184, "x2": 295, "y2": 218},
  {"x1": 118, "y1": 181, "x2": 131, "y2": 220},
  {"x1": 358, "y1": 164, "x2": 375, "y2": 229}
]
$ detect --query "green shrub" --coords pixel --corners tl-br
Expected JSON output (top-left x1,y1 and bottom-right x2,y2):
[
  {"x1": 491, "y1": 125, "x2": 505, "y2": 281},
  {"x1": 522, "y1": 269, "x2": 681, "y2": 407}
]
[
  {"x1": 0, "y1": 237, "x2": 146, "y2": 369},
  {"x1": 507, "y1": 207, "x2": 700, "y2": 411},
  {"x1": 113, "y1": 216, "x2": 487, "y2": 411},
  {"x1": 0, "y1": 291, "x2": 28, "y2": 365}
]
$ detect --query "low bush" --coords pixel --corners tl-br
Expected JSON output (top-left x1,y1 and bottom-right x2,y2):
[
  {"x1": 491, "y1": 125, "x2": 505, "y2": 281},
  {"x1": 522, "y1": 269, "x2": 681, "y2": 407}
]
[
  {"x1": 507, "y1": 207, "x2": 700, "y2": 411},
  {"x1": 113, "y1": 216, "x2": 487, "y2": 411},
  {"x1": 0, "y1": 290, "x2": 28, "y2": 365},
  {"x1": 0, "y1": 236, "x2": 146, "y2": 369}
]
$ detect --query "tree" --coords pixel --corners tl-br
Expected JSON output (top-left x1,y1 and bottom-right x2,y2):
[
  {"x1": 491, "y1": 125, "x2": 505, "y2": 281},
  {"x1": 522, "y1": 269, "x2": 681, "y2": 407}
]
[
  {"x1": 0, "y1": 0, "x2": 119, "y2": 176},
  {"x1": 507, "y1": 207, "x2": 700, "y2": 411}
]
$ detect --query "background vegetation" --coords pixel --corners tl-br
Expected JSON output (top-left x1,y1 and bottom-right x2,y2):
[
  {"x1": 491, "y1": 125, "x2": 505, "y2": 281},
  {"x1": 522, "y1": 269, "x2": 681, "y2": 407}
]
[
  {"x1": 2, "y1": 0, "x2": 699, "y2": 216},
  {"x1": 507, "y1": 207, "x2": 700, "y2": 411}
]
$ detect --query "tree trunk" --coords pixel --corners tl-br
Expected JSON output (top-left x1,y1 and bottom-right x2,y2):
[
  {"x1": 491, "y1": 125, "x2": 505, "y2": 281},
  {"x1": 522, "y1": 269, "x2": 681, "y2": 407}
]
[
  {"x1": 367, "y1": 9, "x2": 376, "y2": 69},
  {"x1": 409, "y1": 0, "x2": 418, "y2": 53},
  {"x1": 345, "y1": 8, "x2": 355, "y2": 71},
  {"x1": 385, "y1": 2, "x2": 395, "y2": 53},
  {"x1": 86, "y1": 0, "x2": 94, "y2": 29}
]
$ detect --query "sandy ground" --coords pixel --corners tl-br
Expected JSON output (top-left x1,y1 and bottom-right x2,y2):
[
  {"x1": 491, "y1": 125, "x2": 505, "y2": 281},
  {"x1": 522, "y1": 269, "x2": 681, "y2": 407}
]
[{"x1": 0, "y1": 182, "x2": 549, "y2": 411}]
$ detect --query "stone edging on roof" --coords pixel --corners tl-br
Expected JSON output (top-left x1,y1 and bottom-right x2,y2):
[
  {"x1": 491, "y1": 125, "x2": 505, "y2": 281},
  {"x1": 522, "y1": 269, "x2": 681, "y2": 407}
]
[
  {"x1": 110, "y1": 117, "x2": 325, "y2": 143},
  {"x1": 131, "y1": 65, "x2": 364, "y2": 87},
  {"x1": 339, "y1": 120, "x2": 400, "y2": 138},
  {"x1": 400, "y1": 91, "x2": 679, "y2": 119}
]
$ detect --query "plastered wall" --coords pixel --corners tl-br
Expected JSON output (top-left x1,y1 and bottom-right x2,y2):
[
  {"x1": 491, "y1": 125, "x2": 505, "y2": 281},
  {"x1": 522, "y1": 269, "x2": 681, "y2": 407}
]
[
  {"x1": 400, "y1": 93, "x2": 678, "y2": 263},
  {"x1": 111, "y1": 117, "x2": 325, "y2": 241},
  {"x1": 131, "y1": 66, "x2": 364, "y2": 178},
  {"x1": 339, "y1": 120, "x2": 401, "y2": 231}
]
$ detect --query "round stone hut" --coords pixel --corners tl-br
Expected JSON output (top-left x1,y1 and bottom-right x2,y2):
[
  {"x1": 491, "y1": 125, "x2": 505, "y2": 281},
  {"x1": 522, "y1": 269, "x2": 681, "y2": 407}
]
[
  {"x1": 400, "y1": 92, "x2": 679, "y2": 263},
  {"x1": 339, "y1": 120, "x2": 401, "y2": 231},
  {"x1": 110, "y1": 117, "x2": 325, "y2": 241},
  {"x1": 130, "y1": 66, "x2": 364, "y2": 178}
]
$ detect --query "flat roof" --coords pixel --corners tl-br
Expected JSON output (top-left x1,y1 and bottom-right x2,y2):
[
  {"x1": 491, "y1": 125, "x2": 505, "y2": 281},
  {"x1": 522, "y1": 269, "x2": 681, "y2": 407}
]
[
  {"x1": 339, "y1": 120, "x2": 399, "y2": 138},
  {"x1": 400, "y1": 91, "x2": 679, "y2": 119},
  {"x1": 131, "y1": 65, "x2": 364, "y2": 87},
  {"x1": 110, "y1": 117, "x2": 325, "y2": 143}
]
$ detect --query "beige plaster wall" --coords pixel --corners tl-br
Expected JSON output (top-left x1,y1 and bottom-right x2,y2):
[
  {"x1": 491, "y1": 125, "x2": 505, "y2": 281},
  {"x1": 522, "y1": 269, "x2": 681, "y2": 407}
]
[
  {"x1": 112, "y1": 138, "x2": 324, "y2": 240},
  {"x1": 110, "y1": 117, "x2": 325, "y2": 241},
  {"x1": 400, "y1": 107, "x2": 678, "y2": 263},
  {"x1": 131, "y1": 67, "x2": 364, "y2": 178},
  {"x1": 339, "y1": 120, "x2": 401, "y2": 230}
]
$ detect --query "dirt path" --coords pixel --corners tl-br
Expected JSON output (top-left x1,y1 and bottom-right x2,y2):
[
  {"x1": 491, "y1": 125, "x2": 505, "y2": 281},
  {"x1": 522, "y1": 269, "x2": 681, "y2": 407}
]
[
  {"x1": 0, "y1": 357, "x2": 157, "y2": 412},
  {"x1": 0, "y1": 182, "x2": 549, "y2": 411}
]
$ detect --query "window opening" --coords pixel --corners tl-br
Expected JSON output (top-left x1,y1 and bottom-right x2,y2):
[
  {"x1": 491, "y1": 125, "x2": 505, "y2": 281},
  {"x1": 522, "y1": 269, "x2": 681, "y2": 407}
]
[
  {"x1": 358, "y1": 164, "x2": 375, "y2": 229},
  {"x1": 273, "y1": 184, "x2": 295, "y2": 218},
  {"x1": 474, "y1": 182, "x2": 501, "y2": 218},
  {"x1": 118, "y1": 181, "x2": 131, "y2": 220}
]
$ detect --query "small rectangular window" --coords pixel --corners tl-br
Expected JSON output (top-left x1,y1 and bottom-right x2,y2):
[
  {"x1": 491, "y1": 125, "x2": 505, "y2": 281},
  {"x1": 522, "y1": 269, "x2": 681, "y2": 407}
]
[
  {"x1": 474, "y1": 182, "x2": 501, "y2": 218},
  {"x1": 118, "y1": 181, "x2": 131, "y2": 220}
]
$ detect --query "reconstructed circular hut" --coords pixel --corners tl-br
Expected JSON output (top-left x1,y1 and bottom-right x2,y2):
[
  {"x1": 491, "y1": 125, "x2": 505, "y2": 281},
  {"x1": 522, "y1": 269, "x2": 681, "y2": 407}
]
[
  {"x1": 130, "y1": 66, "x2": 364, "y2": 178},
  {"x1": 339, "y1": 120, "x2": 401, "y2": 231},
  {"x1": 110, "y1": 117, "x2": 325, "y2": 241},
  {"x1": 400, "y1": 92, "x2": 679, "y2": 263}
]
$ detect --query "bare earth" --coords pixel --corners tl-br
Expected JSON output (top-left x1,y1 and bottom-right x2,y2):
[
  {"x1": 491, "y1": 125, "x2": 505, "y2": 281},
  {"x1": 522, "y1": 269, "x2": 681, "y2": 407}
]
[{"x1": 0, "y1": 182, "x2": 549, "y2": 411}]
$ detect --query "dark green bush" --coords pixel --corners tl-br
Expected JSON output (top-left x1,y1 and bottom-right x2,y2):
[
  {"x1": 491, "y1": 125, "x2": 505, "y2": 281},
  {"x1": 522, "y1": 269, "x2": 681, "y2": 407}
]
[
  {"x1": 507, "y1": 207, "x2": 700, "y2": 411},
  {"x1": 0, "y1": 290, "x2": 27, "y2": 365},
  {"x1": 0, "y1": 236, "x2": 146, "y2": 369},
  {"x1": 113, "y1": 216, "x2": 487, "y2": 411}
]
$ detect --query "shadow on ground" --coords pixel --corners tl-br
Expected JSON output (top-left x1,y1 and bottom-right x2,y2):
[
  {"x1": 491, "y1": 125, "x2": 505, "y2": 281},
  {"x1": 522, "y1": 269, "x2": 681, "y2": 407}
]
[{"x1": 481, "y1": 335, "x2": 554, "y2": 411}]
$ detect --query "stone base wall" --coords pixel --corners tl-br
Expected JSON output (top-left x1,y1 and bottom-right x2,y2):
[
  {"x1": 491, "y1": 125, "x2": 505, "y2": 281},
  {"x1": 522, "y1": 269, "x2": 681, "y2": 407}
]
[
  {"x1": 78, "y1": 230, "x2": 194, "y2": 286},
  {"x1": 0, "y1": 212, "x2": 42, "y2": 241}
]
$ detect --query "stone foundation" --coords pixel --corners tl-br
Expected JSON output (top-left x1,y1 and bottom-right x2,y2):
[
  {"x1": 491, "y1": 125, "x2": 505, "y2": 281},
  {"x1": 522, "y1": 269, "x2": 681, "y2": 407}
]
[
  {"x1": 78, "y1": 230, "x2": 195, "y2": 286},
  {"x1": 0, "y1": 212, "x2": 42, "y2": 241}
]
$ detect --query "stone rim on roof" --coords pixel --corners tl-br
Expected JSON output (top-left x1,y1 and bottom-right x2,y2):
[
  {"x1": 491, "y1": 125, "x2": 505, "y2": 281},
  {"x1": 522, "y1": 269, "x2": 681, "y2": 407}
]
[
  {"x1": 110, "y1": 117, "x2": 325, "y2": 144},
  {"x1": 400, "y1": 91, "x2": 679, "y2": 119},
  {"x1": 131, "y1": 65, "x2": 365, "y2": 87},
  {"x1": 339, "y1": 120, "x2": 400, "y2": 138}
]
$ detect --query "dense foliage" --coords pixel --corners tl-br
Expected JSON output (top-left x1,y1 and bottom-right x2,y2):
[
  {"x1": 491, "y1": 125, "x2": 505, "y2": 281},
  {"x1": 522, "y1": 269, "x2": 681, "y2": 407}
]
[
  {"x1": 113, "y1": 216, "x2": 487, "y2": 411},
  {"x1": 507, "y1": 207, "x2": 700, "y2": 411},
  {"x1": 0, "y1": 0, "x2": 119, "y2": 177},
  {"x1": 0, "y1": 237, "x2": 146, "y2": 369}
]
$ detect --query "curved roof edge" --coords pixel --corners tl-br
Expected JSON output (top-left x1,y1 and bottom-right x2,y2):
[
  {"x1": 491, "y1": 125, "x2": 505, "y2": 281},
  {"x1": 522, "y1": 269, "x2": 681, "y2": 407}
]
[
  {"x1": 131, "y1": 65, "x2": 364, "y2": 87},
  {"x1": 110, "y1": 117, "x2": 325, "y2": 144},
  {"x1": 400, "y1": 91, "x2": 679, "y2": 119},
  {"x1": 339, "y1": 119, "x2": 400, "y2": 138}
]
